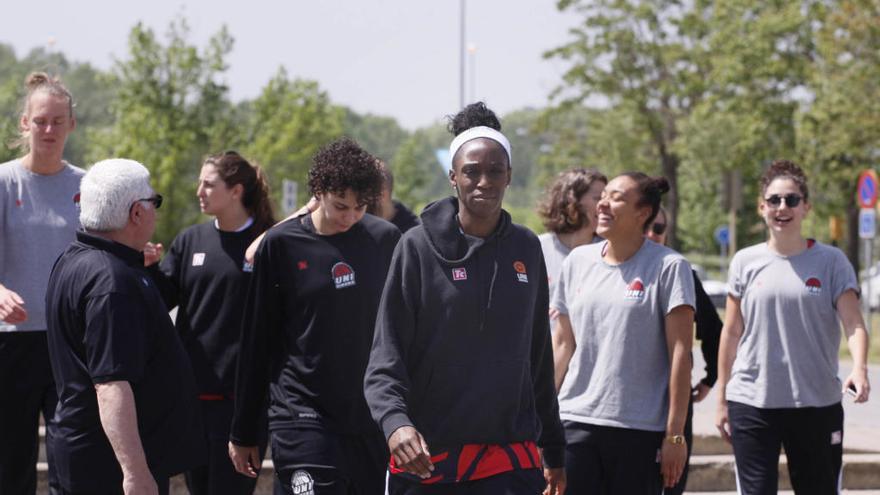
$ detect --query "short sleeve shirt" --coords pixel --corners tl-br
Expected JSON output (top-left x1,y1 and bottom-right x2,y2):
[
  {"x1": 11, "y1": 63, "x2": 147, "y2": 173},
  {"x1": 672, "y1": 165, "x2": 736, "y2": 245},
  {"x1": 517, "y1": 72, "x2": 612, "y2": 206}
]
[
  {"x1": 726, "y1": 241, "x2": 858, "y2": 408},
  {"x1": 551, "y1": 240, "x2": 695, "y2": 432},
  {"x1": 45, "y1": 231, "x2": 203, "y2": 491}
]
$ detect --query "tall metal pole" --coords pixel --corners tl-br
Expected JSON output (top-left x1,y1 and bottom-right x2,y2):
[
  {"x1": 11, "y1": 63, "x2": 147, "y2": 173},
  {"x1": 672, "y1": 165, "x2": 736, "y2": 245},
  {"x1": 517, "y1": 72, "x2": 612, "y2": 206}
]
[{"x1": 459, "y1": 0, "x2": 466, "y2": 109}]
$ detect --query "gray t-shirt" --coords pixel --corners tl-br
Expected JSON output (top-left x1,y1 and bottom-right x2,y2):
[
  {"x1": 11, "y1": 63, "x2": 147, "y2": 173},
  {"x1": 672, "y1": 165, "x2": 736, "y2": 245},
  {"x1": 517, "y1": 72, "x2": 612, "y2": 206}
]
[
  {"x1": 0, "y1": 159, "x2": 84, "y2": 332},
  {"x1": 552, "y1": 239, "x2": 695, "y2": 432},
  {"x1": 726, "y1": 241, "x2": 858, "y2": 408},
  {"x1": 540, "y1": 232, "x2": 571, "y2": 329}
]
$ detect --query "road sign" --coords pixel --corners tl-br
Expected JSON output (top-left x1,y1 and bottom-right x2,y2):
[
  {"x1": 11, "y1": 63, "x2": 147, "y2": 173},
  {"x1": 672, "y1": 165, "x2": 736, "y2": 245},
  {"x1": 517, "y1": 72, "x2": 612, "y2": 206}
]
[
  {"x1": 714, "y1": 226, "x2": 730, "y2": 246},
  {"x1": 859, "y1": 208, "x2": 876, "y2": 239},
  {"x1": 282, "y1": 179, "x2": 298, "y2": 215},
  {"x1": 857, "y1": 170, "x2": 879, "y2": 209}
]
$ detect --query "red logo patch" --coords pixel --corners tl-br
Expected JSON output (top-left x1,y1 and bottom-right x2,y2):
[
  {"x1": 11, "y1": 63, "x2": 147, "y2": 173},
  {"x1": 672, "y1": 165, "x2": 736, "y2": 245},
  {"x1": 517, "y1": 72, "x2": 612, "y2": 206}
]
[
  {"x1": 514, "y1": 261, "x2": 528, "y2": 283},
  {"x1": 625, "y1": 278, "x2": 646, "y2": 300},
  {"x1": 452, "y1": 268, "x2": 467, "y2": 281},
  {"x1": 332, "y1": 262, "x2": 356, "y2": 289},
  {"x1": 298, "y1": 260, "x2": 308, "y2": 270},
  {"x1": 73, "y1": 193, "x2": 80, "y2": 204},
  {"x1": 15, "y1": 199, "x2": 23, "y2": 207},
  {"x1": 805, "y1": 277, "x2": 822, "y2": 295}
]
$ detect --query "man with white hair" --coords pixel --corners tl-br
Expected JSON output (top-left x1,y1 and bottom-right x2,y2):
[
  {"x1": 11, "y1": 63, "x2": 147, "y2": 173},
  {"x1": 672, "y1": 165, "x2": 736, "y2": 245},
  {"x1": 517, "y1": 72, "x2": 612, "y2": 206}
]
[{"x1": 45, "y1": 159, "x2": 203, "y2": 495}]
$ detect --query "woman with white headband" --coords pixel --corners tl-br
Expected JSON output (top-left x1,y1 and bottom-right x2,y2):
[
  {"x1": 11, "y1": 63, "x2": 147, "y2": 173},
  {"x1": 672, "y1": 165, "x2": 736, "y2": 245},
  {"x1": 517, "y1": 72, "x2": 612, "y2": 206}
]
[{"x1": 365, "y1": 102, "x2": 566, "y2": 494}]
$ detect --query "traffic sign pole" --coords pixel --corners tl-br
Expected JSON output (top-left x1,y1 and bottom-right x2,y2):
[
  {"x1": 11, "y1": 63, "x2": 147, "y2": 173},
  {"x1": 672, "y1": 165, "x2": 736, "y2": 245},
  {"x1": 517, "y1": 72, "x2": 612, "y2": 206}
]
[{"x1": 857, "y1": 170, "x2": 878, "y2": 333}]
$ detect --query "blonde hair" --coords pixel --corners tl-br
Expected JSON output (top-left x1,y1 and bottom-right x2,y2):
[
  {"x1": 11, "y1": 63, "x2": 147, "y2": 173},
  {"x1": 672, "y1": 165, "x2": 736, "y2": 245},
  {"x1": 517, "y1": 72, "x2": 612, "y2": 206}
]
[{"x1": 11, "y1": 72, "x2": 75, "y2": 152}]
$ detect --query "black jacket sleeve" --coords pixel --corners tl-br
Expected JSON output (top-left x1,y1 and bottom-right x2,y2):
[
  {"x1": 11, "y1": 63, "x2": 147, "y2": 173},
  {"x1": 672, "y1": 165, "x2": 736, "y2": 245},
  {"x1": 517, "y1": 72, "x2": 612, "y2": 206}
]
[
  {"x1": 692, "y1": 272, "x2": 722, "y2": 387},
  {"x1": 531, "y1": 253, "x2": 566, "y2": 468},
  {"x1": 230, "y1": 233, "x2": 280, "y2": 446},
  {"x1": 364, "y1": 236, "x2": 420, "y2": 441}
]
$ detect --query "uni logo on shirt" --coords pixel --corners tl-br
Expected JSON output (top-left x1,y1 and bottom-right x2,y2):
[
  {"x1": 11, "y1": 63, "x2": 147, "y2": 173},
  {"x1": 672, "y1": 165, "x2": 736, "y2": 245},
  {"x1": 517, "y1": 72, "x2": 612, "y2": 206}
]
[
  {"x1": 192, "y1": 253, "x2": 206, "y2": 266},
  {"x1": 332, "y1": 262, "x2": 356, "y2": 289},
  {"x1": 624, "y1": 278, "x2": 646, "y2": 300},
  {"x1": 805, "y1": 277, "x2": 822, "y2": 295},
  {"x1": 452, "y1": 267, "x2": 467, "y2": 281},
  {"x1": 513, "y1": 261, "x2": 528, "y2": 283}
]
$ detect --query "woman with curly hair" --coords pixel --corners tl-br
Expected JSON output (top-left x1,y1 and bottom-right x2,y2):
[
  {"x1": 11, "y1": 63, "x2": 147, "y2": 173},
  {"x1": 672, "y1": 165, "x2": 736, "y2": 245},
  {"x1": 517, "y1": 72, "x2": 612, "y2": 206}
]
[
  {"x1": 715, "y1": 160, "x2": 870, "y2": 494},
  {"x1": 229, "y1": 137, "x2": 400, "y2": 494},
  {"x1": 537, "y1": 168, "x2": 607, "y2": 326},
  {"x1": 146, "y1": 151, "x2": 275, "y2": 494},
  {"x1": 365, "y1": 102, "x2": 566, "y2": 494}
]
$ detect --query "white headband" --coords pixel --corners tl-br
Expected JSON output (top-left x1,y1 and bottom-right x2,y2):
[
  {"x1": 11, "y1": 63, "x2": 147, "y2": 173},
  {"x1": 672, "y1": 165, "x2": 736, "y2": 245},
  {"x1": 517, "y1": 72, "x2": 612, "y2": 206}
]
[{"x1": 448, "y1": 126, "x2": 512, "y2": 164}]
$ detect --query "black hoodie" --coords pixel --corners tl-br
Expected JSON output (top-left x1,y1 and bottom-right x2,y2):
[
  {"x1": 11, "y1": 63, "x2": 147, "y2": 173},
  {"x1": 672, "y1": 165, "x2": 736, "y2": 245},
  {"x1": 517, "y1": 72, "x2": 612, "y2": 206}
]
[{"x1": 364, "y1": 196, "x2": 565, "y2": 468}]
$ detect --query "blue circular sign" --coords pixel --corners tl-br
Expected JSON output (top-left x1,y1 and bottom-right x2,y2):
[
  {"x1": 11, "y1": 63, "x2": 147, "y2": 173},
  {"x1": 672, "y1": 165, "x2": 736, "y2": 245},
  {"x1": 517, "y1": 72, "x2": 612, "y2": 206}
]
[
  {"x1": 857, "y1": 170, "x2": 878, "y2": 208},
  {"x1": 714, "y1": 226, "x2": 729, "y2": 246}
]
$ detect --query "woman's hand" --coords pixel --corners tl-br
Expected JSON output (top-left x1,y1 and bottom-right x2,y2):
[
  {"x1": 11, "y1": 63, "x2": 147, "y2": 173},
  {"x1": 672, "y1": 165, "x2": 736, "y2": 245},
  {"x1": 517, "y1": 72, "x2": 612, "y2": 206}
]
[{"x1": 388, "y1": 426, "x2": 434, "y2": 479}]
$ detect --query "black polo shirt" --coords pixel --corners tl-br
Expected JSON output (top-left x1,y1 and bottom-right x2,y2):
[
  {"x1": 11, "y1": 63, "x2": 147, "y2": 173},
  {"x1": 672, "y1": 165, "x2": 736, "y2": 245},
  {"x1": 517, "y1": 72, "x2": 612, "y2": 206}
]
[{"x1": 45, "y1": 231, "x2": 204, "y2": 492}]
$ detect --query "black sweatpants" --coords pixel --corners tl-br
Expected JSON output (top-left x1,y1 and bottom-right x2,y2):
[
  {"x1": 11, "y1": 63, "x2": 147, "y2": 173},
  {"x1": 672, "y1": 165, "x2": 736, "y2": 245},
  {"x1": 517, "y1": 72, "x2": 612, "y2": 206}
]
[
  {"x1": 57, "y1": 476, "x2": 169, "y2": 495},
  {"x1": 270, "y1": 426, "x2": 387, "y2": 495},
  {"x1": 562, "y1": 421, "x2": 664, "y2": 495},
  {"x1": 563, "y1": 421, "x2": 664, "y2": 495},
  {"x1": 728, "y1": 401, "x2": 844, "y2": 495},
  {"x1": 388, "y1": 469, "x2": 545, "y2": 494},
  {"x1": 0, "y1": 332, "x2": 59, "y2": 495},
  {"x1": 185, "y1": 399, "x2": 270, "y2": 495}
]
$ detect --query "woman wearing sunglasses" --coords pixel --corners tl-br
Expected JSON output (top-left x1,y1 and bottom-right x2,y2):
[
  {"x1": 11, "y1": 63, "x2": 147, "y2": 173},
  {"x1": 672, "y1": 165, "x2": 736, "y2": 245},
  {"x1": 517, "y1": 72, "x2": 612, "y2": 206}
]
[
  {"x1": 646, "y1": 206, "x2": 723, "y2": 495},
  {"x1": 715, "y1": 160, "x2": 871, "y2": 494},
  {"x1": 552, "y1": 172, "x2": 695, "y2": 493},
  {"x1": 149, "y1": 151, "x2": 276, "y2": 495}
]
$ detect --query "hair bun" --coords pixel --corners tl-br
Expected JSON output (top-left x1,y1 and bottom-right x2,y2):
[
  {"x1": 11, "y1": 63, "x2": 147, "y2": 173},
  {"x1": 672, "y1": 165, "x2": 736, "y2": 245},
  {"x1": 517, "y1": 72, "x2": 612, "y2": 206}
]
[
  {"x1": 447, "y1": 101, "x2": 501, "y2": 136},
  {"x1": 653, "y1": 177, "x2": 671, "y2": 195},
  {"x1": 25, "y1": 72, "x2": 51, "y2": 90}
]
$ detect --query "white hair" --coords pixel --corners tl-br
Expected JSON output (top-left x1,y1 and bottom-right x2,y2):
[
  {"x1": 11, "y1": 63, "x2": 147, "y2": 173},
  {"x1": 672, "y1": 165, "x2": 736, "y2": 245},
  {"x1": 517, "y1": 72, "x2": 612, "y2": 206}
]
[{"x1": 80, "y1": 158, "x2": 154, "y2": 232}]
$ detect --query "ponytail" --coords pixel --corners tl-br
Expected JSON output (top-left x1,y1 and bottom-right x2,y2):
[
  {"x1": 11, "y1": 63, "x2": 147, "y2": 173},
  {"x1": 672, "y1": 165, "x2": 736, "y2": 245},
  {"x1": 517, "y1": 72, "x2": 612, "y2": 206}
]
[{"x1": 205, "y1": 151, "x2": 276, "y2": 234}]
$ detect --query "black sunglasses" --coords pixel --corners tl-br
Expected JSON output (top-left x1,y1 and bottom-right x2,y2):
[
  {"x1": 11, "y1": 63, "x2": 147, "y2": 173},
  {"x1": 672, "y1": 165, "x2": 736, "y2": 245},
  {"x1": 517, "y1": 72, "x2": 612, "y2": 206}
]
[
  {"x1": 134, "y1": 194, "x2": 163, "y2": 209},
  {"x1": 650, "y1": 222, "x2": 667, "y2": 236},
  {"x1": 764, "y1": 193, "x2": 802, "y2": 208}
]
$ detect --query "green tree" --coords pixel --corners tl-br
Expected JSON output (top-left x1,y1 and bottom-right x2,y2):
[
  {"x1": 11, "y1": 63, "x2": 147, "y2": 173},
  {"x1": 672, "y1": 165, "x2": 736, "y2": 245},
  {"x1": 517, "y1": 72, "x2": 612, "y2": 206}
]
[
  {"x1": 799, "y1": 0, "x2": 880, "y2": 267},
  {"x1": 340, "y1": 107, "x2": 408, "y2": 164},
  {"x1": 546, "y1": 0, "x2": 712, "y2": 248},
  {"x1": 87, "y1": 18, "x2": 234, "y2": 245},
  {"x1": 240, "y1": 68, "x2": 344, "y2": 211}
]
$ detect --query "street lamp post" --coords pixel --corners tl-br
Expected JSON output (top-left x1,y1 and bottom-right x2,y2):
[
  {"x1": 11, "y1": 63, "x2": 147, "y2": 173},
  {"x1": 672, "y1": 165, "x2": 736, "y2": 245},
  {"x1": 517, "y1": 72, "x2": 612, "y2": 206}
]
[{"x1": 459, "y1": 0, "x2": 466, "y2": 109}]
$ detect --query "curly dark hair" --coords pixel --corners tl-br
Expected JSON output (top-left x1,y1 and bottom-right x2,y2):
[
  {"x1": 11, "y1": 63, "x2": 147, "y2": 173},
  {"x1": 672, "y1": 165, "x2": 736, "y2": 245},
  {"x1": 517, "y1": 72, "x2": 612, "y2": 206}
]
[
  {"x1": 759, "y1": 159, "x2": 809, "y2": 202},
  {"x1": 538, "y1": 168, "x2": 607, "y2": 234},
  {"x1": 618, "y1": 172, "x2": 671, "y2": 231},
  {"x1": 308, "y1": 137, "x2": 382, "y2": 207},
  {"x1": 447, "y1": 101, "x2": 501, "y2": 136}
]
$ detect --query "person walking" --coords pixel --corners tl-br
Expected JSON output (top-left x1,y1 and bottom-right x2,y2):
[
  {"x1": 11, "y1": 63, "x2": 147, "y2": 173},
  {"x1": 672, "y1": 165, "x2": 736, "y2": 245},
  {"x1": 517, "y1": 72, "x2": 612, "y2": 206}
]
[
  {"x1": 229, "y1": 138, "x2": 400, "y2": 494},
  {"x1": 365, "y1": 102, "x2": 566, "y2": 495},
  {"x1": 552, "y1": 172, "x2": 695, "y2": 494},
  {"x1": 715, "y1": 159, "x2": 871, "y2": 495}
]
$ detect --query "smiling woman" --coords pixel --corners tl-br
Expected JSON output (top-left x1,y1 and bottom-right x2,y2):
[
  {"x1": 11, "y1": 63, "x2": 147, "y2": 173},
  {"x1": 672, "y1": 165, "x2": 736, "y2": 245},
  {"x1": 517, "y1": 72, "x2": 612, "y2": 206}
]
[
  {"x1": 716, "y1": 159, "x2": 871, "y2": 494},
  {"x1": 0, "y1": 72, "x2": 83, "y2": 494}
]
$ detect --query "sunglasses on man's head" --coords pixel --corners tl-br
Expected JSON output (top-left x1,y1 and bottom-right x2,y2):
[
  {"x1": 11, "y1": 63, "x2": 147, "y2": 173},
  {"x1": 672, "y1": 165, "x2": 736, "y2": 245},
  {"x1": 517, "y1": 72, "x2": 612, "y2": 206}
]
[
  {"x1": 764, "y1": 193, "x2": 802, "y2": 208},
  {"x1": 650, "y1": 222, "x2": 667, "y2": 235}
]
